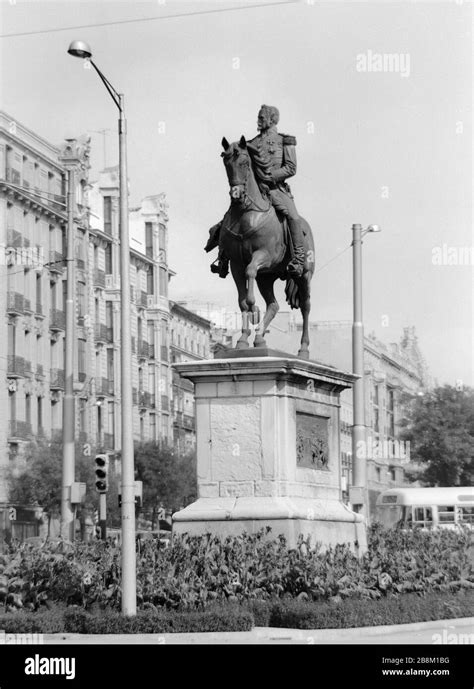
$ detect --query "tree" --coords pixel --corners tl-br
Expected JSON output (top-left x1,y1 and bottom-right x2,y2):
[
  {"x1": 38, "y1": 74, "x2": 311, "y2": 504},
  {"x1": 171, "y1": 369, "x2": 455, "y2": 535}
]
[
  {"x1": 133, "y1": 441, "x2": 197, "y2": 522},
  {"x1": 8, "y1": 439, "x2": 98, "y2": 513},
  {"x1": 399, "y1": 385, "x2": 474, "y2": 486}
]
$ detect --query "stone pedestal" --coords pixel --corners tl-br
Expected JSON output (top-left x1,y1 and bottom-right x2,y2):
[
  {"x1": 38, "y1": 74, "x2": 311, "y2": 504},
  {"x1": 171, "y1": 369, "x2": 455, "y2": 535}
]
[{"x1": 172, "y1": 355, "x2": 366, "y2": 552}]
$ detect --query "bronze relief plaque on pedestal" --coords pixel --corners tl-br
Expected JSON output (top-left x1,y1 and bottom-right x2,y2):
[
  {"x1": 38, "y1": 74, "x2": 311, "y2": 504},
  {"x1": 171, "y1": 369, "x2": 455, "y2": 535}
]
[{"x1": 296, "y1": 412, "x2": 330, "y2": 470}]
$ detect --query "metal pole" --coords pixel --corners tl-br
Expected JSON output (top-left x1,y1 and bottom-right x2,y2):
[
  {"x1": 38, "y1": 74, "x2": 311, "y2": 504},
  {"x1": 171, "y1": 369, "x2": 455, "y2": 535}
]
[
  {"x1": 351, "y1": 223, "x2": 367, "y2": 512},
  {"x1": 118, "y1": 94, "x2": 137, "y2": 616},
  {"x1": 99, "y1": 493, "x2": 107, "y2": 540},
  {"x1": 61, "y1": 166, "x2": 76, "y2": 540}
]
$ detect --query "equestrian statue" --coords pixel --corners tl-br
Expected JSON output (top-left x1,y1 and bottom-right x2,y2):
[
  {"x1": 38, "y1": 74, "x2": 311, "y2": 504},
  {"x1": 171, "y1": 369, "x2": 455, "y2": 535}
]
[{"x1": 204, "y1": 104, "x2": 315, "y2": 359}]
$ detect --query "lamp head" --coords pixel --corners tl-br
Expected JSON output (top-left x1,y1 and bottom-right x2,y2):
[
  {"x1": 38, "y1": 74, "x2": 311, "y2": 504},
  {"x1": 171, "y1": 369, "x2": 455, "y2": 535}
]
[
  {"x1": 68, "y1": 40, "x2": 92, "y2": 59},
  {"x1": 367, "y1": 224, "x2": 381, "y2": 233}
]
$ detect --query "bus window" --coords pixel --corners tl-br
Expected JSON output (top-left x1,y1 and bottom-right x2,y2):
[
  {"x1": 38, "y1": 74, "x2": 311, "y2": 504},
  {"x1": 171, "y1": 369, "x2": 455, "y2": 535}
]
[
  {"x1": 413, "y1": 506, "x2": 432, "y2": 527},
  {"x1": 459, "y1": 507, "x2": 474, "y2": 524},
  {"x1": 438, "y1": 505, "x2": 456, "y2": 523}
]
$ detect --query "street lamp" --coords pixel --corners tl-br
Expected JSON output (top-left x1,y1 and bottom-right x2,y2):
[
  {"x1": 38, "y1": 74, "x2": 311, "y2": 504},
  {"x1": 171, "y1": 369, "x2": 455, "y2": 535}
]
[
  {"x1": 68, "y1": 40, "x2": 136, "y2": 616},
  {"x1": 351, "y1": 223, "x2": 381, "y2": 515}
]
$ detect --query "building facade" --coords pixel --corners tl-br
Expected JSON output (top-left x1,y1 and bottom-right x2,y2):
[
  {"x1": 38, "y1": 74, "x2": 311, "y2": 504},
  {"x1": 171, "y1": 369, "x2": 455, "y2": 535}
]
[
  {"x1": 0, "y1": 111, "x2": 174, "y2": 513},
  {"x1": 169, "y1": 301, "x2": 211, "y2": 452}
]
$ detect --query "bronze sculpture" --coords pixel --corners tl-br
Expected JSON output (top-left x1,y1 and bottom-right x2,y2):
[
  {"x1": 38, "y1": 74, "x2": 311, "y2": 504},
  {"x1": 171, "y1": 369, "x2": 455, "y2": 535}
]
[{"x1": 204, "y1": 107, "x2": 315, "y2": 358}]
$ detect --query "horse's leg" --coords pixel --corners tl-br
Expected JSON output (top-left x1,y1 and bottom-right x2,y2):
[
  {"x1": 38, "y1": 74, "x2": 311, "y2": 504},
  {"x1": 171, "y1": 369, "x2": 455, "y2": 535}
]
[
  {"x1": 231, "y1": 262, "x2": 251, "y2": 349},
  {"x1": 254, "y1": 274, "x2": 279, "y2": 348},
  {"x1": 245, "y1": 250, "x2": 267, "y2": 325},
  {"x1": 298, "y1": 271, "x2": 312, "y2": 359}
]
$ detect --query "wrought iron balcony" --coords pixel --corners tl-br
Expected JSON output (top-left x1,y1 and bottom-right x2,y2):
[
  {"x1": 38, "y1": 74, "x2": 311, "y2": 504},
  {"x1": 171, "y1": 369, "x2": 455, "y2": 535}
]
[
  {"x1": 7, "y1": 291, "x2": 25, "y2": 314},
  {"x1": 183, "y1": 414, "x2": 195, "y2": 430},
  {"x1": 7, "y1": 355, "x2": 25, "y2": 377},
  {"x1": 49, "y1": 309, "x2": 66, "y2": 331},
  {"x1": 8, "y1": 420, "x2": 32, "y2": 439},
  {"x1": 94, "y1": 323, "x2": 108, "y2": 343},
  {"x1": 148, "y1": 343, "x2": 155, "y2": 359},
  {"x1": 96, "y1": 377, "x2": 113, "y2": 396},
  {"x1": 137, "y1": 340, "x2": 149, "y2": 358},
  {"x1": 48, "y1": 250, "x2": 65, "y2": 273},
  {"x1": 138, "y1": 391, "x2": 154, "y2": 408},
  {"x1": 94, "y1": 268, "x2": 106, "y2": 288},
  {"x1": 50, "y1": 368, "x2": 65, "y2": 389}
]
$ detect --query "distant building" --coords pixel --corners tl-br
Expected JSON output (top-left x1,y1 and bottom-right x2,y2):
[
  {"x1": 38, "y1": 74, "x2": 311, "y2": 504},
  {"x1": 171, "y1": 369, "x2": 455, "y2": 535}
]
[
  {"x1": 169, "y1": 301, "x2": 211, "y2": 451},
  {"x1": 87, "y1": 170, "x2": 174, "y2": 453}
]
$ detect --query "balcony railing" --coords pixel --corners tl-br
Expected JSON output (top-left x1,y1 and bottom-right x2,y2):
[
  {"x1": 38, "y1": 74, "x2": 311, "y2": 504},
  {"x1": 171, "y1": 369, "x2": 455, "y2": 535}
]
[
  {"x1": 138, "y1": 391, "x2": 155, "y2": 408},
  {"x1": 8, "y1": 420, "x2": 32, "y2": 439},
  {"x1": 174, "y1": 410, "x2": 183, "y2": 426},
  {"x1": 50, "y1": 368, "x2": 65, "y2": 389},
  {"x1": 148, "y1": 343, "x2": 155, "y2": 359},
  {"x1": 139, "y1": 291, "x2": 148, "y2": 308},
  {"x1": 94, "y1": 268, "x2": 106, "y2": 288},
  {"x1": 137, "y1": 340, "x2": 149, "y2": 358},
  {"x1": 183, "y1": 414, "x2": 195, "y2": 430},
  {"x1": 94, "y1": 323, "x2": 108, "y2": 343},
  {"x1": 48, "y1": 250, "x2": 65, "y2": 273},
  {"x1": 7, "y1": 355, "x2": 25, "y2": 377},
  {"x1": 49, "y1": 309, "x2": 66, "y2": 331},
  {"x1": 96, "y1": 377, "x2": 113, "y2": 396},
  {"x1": 7, "y1": 291, "x2": 24, "y2": 314}
]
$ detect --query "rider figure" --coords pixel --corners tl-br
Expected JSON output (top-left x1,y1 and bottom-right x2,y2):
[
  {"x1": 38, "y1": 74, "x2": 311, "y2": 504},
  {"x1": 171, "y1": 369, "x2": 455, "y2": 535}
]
[{"x1": 205, "y1": 104, "x2": 306, "y2": 278}]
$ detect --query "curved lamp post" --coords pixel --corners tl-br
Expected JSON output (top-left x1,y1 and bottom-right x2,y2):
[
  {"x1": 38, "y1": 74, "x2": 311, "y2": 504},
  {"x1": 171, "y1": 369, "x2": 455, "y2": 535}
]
[
  {"x1": 351, "y1": 223, "x2": 381, "y2": 515},
  {"x1": 68, "y1": 40, "x2": 136, "y2": 616}
]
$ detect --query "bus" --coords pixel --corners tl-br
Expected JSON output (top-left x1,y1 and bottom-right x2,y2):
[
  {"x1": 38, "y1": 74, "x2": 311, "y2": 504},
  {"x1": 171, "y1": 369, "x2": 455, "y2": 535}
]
[{"x1": 375, "y1": 487, "x2": 474, "y2": 530}]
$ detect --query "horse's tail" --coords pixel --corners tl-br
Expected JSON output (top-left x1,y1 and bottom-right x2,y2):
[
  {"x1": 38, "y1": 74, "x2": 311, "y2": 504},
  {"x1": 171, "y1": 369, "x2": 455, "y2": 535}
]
[{"x1": 285, "y1": 278, "x2": 300, "y2": 309}]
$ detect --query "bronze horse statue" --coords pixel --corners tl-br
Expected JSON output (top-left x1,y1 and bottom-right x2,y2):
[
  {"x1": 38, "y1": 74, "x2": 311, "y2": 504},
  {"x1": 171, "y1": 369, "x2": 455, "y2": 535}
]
[{"x1": 219, "y1": 136, "x2": 315, "y2": 358}]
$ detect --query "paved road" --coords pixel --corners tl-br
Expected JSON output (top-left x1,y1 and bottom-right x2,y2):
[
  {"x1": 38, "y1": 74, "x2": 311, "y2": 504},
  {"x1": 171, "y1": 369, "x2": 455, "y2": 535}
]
[{"x1": 43, "y1": 617, "x2": 474, "y2": 645}]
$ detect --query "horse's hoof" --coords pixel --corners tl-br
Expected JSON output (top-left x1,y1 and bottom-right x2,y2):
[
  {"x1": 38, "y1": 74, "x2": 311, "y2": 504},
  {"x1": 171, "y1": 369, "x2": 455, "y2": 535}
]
[
  {"x1": 253, "y1": 337, "x2": 266, "y2": 348},
  {"x1": 297, "y1": 349, "x2": 310, "y2": 360},
  {"x1": 236, "y1": 341, "x2": 250, "y2": 350}
]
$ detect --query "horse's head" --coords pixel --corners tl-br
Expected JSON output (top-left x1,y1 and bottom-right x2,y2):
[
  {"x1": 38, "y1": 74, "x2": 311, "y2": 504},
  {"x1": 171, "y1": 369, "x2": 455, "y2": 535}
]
[{"x1": 221, "y1": 135, "x2": 251, "y2": 201}]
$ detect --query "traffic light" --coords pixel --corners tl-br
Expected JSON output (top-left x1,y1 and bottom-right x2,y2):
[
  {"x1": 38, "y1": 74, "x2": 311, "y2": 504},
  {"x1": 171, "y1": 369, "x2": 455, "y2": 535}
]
[{"x1": 94, "y1": 454, "x2": 109, "y2": 493}]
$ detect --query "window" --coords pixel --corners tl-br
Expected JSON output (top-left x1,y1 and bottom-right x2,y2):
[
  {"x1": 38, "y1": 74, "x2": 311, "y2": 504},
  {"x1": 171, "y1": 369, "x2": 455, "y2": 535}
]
[
  {"x1": 147, "y1": 266, "x2": 154, "y2": 295},
  {"x1": 79, "y1": 398, "x2": 86, "y2": 432},
  {"x1": 140, "y1": 416, "x2": 144, "y2": 442},
  {"x1": 8, "y1": 323, "x2": 16, "y2": 356},
  {"x1": 105, "y1": 244, "x2": 112, "y2": 274},
  {"x1": 77, "y1": 281, "x2": 86, "y2": 319},
  {"x1": 159, "y1": 223, "x2": 166, "y2": 256},
  {"x1": 103, "y1": 196, "x2": 112, "y2": 234},
  {"x1": 106, "y1": 302, "x2": 113, "y2": 340},
  {"x1": 37, "y1": 396, "x2": 43, "y2": 431},
  {"x1": 388, "y1": 466, "x2": 396, "y2": 481},
  {"x1": 159, "y1": 267, "x2": 168, "y2": 297},
  {"x1": 412, "y1": 507, "x2": 433, "y2": 527},
  {"x1": 387, "y1": 388, "x2": 395, "y2": 437},
  {"x1": 108, "y1": 401, "x2": 114, "y2": 439},
  {"x1": 438, "y1": 506, "x2": 456, "y2": 523},
  {"x1": 107, "y1": 349, "x2": 114, "y2": 387},
  {"x1": 138, "y1": 367, "x2": 144, "y2": 392},
  {"x1": 150, "y1": 414, "x2": 156, "y2": 441},
  {"x1": 36, "y1": 274, "x2": 42, "y2": 312},
  {"x1": 375, "y1": 466, "x2": 381, "y2": 482},
  {"x1": 78, "y1": 339, "x2": 86, "y2": 379},
  {"x1": 145, "y1": 222, "x2": 153, "y2": 258},
  {"x1": 147, "y1": 321, "x2": 154, "y2": 357},
  {"x1": 459, "y1": 507, "x2": 474, "y2": 524},
  {"x1": 25, "y1": 394, "x2": 31, "y2": 427},
  {"x1": 9, "y1": 390, "x2": 16, "y2": 423}
]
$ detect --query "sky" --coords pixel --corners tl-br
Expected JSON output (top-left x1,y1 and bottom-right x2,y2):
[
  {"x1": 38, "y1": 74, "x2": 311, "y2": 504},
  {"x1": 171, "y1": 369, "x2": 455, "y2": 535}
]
[{"x1": 1, "y1": 0, "x2": 472, "y2": 386}]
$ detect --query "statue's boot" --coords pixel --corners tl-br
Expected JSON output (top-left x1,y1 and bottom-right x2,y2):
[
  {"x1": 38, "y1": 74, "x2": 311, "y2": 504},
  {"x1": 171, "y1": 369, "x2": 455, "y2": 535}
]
[
  {"x1": 287, "y1": 217, "x2": 306, "y2": 277},
  {"x1": 211, "y1": 248, "x2": 229, "y2": 278}
]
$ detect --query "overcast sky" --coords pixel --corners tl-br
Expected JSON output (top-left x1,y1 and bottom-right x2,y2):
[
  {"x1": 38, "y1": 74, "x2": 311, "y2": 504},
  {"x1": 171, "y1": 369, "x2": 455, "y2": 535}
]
[{"x1": 1, "y1": 0, "x2": 472, "y2": 385}]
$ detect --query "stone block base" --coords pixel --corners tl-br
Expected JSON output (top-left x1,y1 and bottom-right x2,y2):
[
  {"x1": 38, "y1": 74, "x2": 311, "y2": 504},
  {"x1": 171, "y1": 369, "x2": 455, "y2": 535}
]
[{"x1": 172, "y1": 497, "x2": 366, "y2": 553}]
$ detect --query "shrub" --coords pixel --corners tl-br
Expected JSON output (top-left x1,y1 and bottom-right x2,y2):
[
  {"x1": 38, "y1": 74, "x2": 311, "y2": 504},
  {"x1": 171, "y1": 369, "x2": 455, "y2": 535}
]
[{"x1": 1, "y1": 526, "x2": 472, "y2": 612}]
